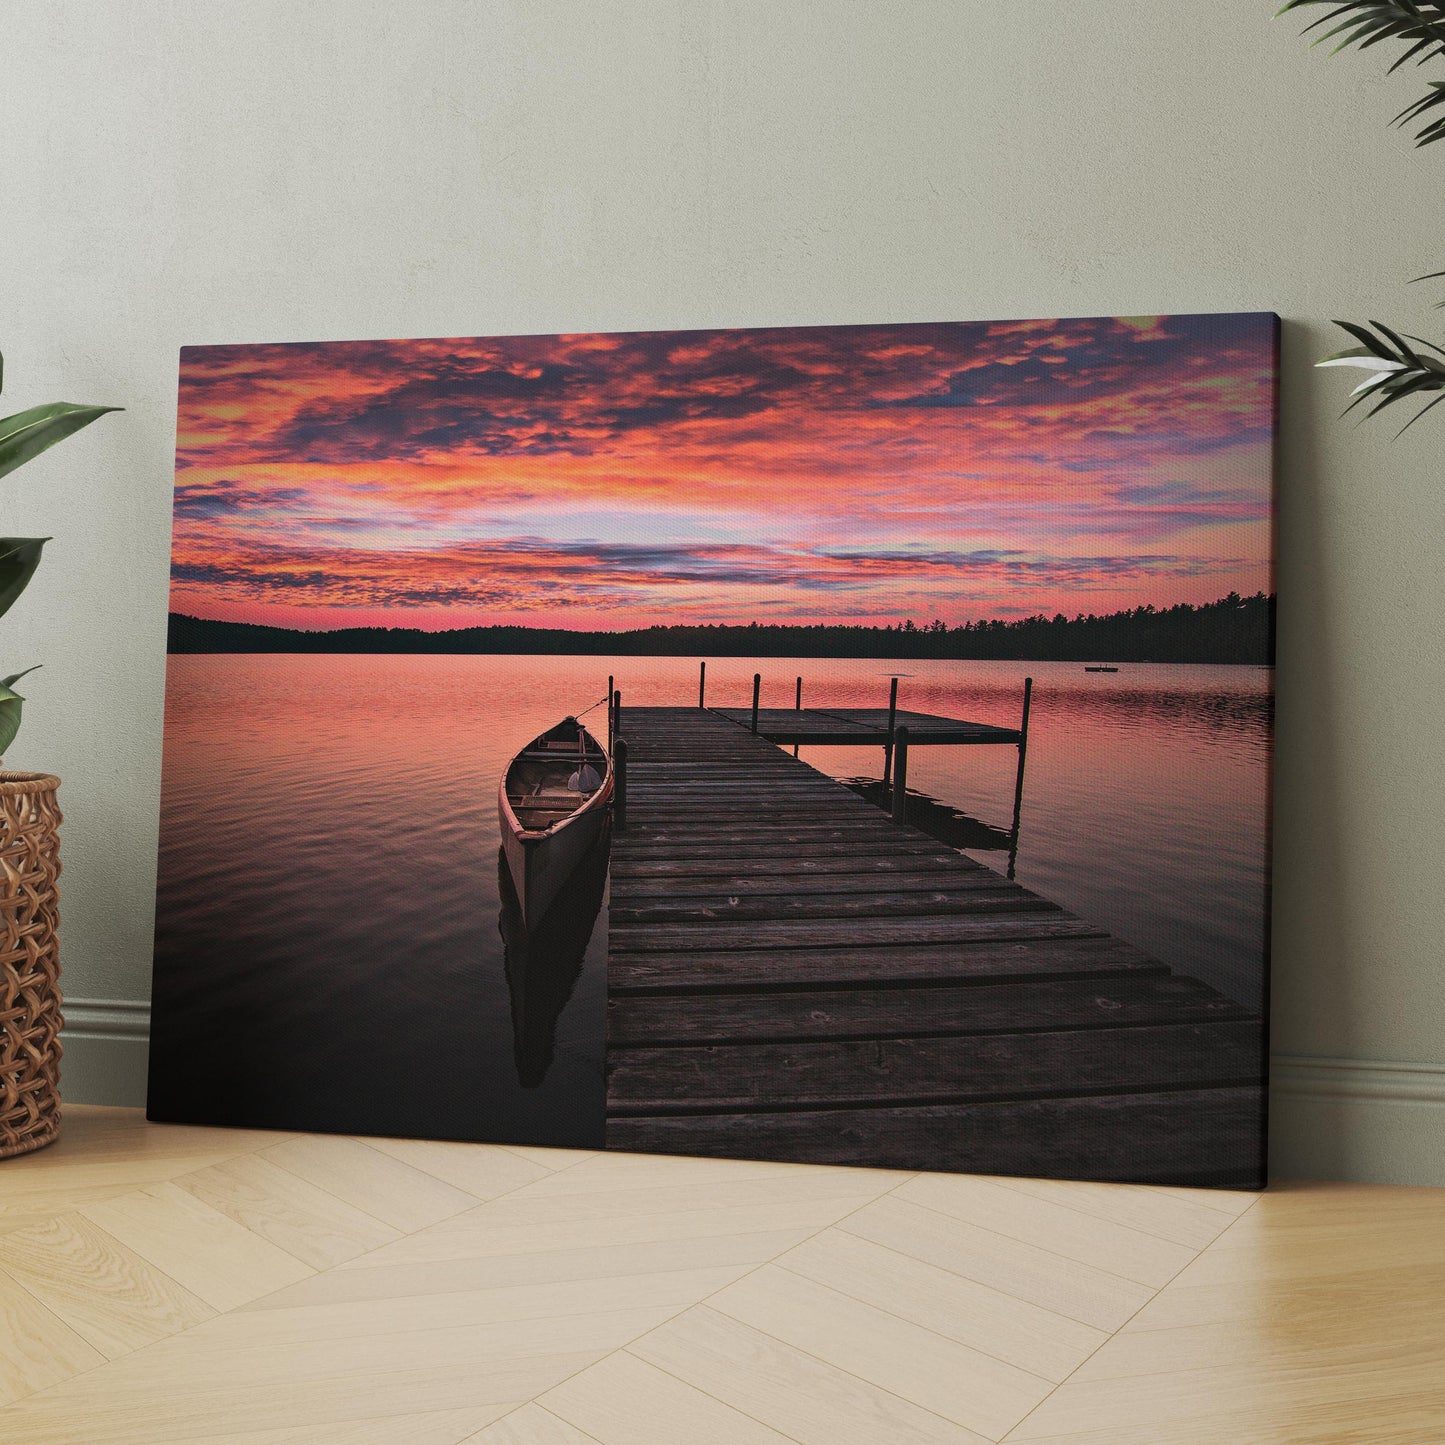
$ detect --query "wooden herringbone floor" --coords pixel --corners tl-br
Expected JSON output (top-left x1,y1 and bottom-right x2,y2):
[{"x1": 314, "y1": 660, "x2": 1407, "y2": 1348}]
[{"x1": 0, "y1": 1108, "x2": 1441, "y2": 1442}]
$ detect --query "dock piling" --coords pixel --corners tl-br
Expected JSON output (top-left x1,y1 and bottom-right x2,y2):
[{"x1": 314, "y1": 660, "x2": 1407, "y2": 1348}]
[
  {"x1": 607, "y1": 675, "x2": 614, "y2": 751},
  {"x1": 613, "y1": 735, "x2": 627, "y2": 830},
  {"x1": 794, "y1": 676, "x2": 802, "y2": 757},
  {"x1": 751, "y1": 673, "x2": 761, "y2": 734},
  {"x1": 698, "y1": 660, "x2": 706, "y2": 709},
  {"x1": 1008, "y1": 676, "x2": 1034, "y2": 878},
  {"x1": 613, "y1": 689, "x2": 622, "y2": 745},
  {"x1": 891, "y1": 725, "x2": 910, "y2": 824},
  {"x1": 883, "y1": 676, "x2": 900, "y2": 785}
]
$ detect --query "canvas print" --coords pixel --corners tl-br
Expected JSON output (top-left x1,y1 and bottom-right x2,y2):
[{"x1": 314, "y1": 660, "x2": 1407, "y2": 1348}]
[{"x1": 150, "y1": 313, "x2": 1277, "y2": 1188}]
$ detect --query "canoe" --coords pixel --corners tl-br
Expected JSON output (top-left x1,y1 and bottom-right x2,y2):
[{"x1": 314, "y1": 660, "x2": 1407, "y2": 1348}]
[{"x1": 499, "y1": 716, "x2": 614, "y2": 929}]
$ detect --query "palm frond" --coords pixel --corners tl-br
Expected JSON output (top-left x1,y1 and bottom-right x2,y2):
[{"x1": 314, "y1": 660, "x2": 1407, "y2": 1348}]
[
  {"x1": 1279, "y1": 1, "x2": 1445, "y2": 141},
  {"x1": 1317, "y1": 319, "x2": 1445, "y2": 428}
]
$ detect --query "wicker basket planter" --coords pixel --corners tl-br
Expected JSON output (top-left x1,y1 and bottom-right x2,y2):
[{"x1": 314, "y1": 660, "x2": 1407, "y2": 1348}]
[{"x1": 0, "y1": 772, "x2": 62, "y2": 1159}]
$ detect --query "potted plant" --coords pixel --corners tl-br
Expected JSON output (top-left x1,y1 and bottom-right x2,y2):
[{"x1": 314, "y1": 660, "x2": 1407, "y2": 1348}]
[{"x1": 0, "y1": 350, "x2": 118, "y2": 1157}]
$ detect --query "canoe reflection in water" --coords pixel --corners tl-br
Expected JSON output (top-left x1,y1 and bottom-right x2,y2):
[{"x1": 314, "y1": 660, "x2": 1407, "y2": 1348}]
[{"x1": 496, "y1": 823, "x2": 611, "y2": 1088}]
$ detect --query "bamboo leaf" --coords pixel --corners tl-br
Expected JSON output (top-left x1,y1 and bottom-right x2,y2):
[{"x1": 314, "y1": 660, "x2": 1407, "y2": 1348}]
[
  {"x1": 0, "y1": 538, "x2": 48, "y2": 621},
  {"x1": 1402, "y1": 330, "x2": 1445, "y2": 359},
  {"x1": 1282, "y1": 1, "x2": 1445, "y2": 141},
  {"x1": 1396, "y1": 389, "x2": 1445, "y2": 432},
  {"x1": 1362, "y1": 371, "x2": 1445, "y2": 418},
  {"x1": 1371, "y1": 318, "x2": 1425, "y2": 365},
  {"x1": 1317, "y1": 348, "x2": 1406, "y2": 367},
  {"x1": 0, "y1": 401, "x2": 122, "y2": 484},
  {"x1": 1333, "y1": 319, "x2": 1394, "y2": 356},
  {"x1": 1388, "y1": 34, "x2": 1441, "y2": 68},
  {"x1": 1351, "y1": 369, "x2": 1406, "y2": 393}
]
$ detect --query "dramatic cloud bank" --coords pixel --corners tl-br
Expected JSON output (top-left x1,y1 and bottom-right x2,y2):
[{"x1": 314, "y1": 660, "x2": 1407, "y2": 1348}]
[{"x1": 170, "y1": 314, "x2": 1276, "y2": 630}]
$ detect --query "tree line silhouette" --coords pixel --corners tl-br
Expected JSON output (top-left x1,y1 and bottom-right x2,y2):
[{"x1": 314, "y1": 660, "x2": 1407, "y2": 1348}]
[{"x1": 169, "y1": 591, "x2": 1273, "y2": 664}]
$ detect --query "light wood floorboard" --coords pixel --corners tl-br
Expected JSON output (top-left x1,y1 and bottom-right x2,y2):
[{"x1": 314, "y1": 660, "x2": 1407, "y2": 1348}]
[{"x1": 0, "y1": 1107, "x2": 1438, "y2": 1443}]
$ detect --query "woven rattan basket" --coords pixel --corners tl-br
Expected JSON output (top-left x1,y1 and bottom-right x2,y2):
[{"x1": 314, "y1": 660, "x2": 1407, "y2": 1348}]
[{"x1": 0, "y1": 772, "x2": 62, "y2": 1158}]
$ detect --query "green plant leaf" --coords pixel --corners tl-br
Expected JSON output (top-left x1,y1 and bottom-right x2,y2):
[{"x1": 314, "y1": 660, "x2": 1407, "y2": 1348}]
[
  {"x1": 1280, "y1": 2, "x2": 1445, "y2": 142},
  {"x1": 1396, "y1": 389, "x2": 1445, "y2": 431},
  {"x1": 1317, "y1": 319, "x2": 1445, "y2": 430},
  {"x1": 1371, "y1": 318, "x2": 1428, "y2": 366},
  {"x1": 1331, "y1": 319, "x2": 1397, "y2": 360},
  {"x1": 0, "y1": 401, "x2": 122, "y2": 484},
  {"x1": 0, "y1": 538, "x2": 48, "y2": 621},
  {"x1": 0, "y1": 679, "x2": 26, "y2": 755},
  {"x1": 0, "y1": 665, "x2": 40, "y2": 690}
]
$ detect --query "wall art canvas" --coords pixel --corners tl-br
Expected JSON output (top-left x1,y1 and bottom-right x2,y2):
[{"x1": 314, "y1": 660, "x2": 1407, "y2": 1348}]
[{"x1": 150, "y1": 313, "x2": 1277, "y2": 1188}]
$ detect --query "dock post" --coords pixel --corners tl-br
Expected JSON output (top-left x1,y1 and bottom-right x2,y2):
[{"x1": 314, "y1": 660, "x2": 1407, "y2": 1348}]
[
  {"x1": 891, "y1": 726, "x2": 910, "y2": 824},
  {"x1": 698, "y1": 660, "x2": 706, "y2": 708},
  {"x1": 607, "y1": 675, "x2": 614, "y2": 751},
  {"x1": 794, "y1": 675, "x2": 802, "y2": 756},
  {"x1": 1008, "y1": 676, "x2": 1033, "y2": 878},
  {"x1": 614, "y1": 735, "x2": 627, "y2": 831},
  {"x1": 751, "y1": 672, "x2": 761, "y2": 734},
  {"x1": 613, "y1": 689, "x2": 622, "y2": 746},
  {"x1": 883, "y1": 676, "x2": 900, "y2": 785}
]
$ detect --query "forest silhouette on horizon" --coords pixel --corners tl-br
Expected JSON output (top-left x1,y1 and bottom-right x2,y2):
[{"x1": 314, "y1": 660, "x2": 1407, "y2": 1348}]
[{"x1": 169, "y1": 590, "x2": 1274, "y2": 665}]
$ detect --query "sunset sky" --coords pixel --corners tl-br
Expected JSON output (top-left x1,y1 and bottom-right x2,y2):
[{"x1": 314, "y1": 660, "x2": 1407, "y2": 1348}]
[{"x1": 170, "y1": 314, "x2": 1276, "y2": 632}]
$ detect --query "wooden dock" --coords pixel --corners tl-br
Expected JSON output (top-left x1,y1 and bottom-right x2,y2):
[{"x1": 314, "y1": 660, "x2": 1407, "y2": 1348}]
[{"x1": 605, "y1": 706, "x2": 1265, "y2": 1188}]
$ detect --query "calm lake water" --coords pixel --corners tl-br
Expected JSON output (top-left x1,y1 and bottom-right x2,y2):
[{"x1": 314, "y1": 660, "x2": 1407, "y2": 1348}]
[{"x1": 149, "y1": 653, "x2": 1272, "y2": 1145}]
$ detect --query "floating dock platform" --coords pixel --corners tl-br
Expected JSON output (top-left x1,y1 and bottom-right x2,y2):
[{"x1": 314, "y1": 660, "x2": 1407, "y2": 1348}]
[
  {"x1": 714, "y1": 706, "x2": 1020, "y2": 747},
  {"x1": 604, "y1": 705, "x2": 1264, "y2": 1188}
]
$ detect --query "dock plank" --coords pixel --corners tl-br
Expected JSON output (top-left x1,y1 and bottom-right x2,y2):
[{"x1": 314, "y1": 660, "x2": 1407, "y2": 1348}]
[
  {"x1": 613, "y1": 867, "x2": 999, "y2": 899},
  {"x1": 606, "y1": 975, "x2": 1251, "y2": 1046},
  {"x1": 612, "y1": 838, "x2": 957, "y2": 864},
  {"x1": 607, "y1": 1021, "x2": 1263, "y2": 1114},
  {"x1": 611, "y1": 887, "x2": 1051, "y2": 926},
  {"x1": 608, "y1": 937, "x2": 1168, "y2": 994},
  {"x1": 606, "y1": 1088, "x2": 1264, "y2": 1185},
  {"x1": 609, "y1": 852, "x2": 973, "y2": 880},
  {"x1": 611, "y1": 913, "x2": 1092, "y2": 954}
]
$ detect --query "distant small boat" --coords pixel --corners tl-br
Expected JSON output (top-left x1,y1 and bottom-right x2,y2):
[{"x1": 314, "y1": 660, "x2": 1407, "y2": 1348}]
[
  {"x1": 1084, "y1": 665, "x2": 1119, "y2": 673},
  {"x1": 499, "y1": 716, "x2": 613, "y2": 929}
]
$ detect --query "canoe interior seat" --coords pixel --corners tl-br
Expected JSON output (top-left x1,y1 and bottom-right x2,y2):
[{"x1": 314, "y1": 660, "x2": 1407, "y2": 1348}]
[{"x1": 513, "y1": 806, "x2": 578, "y2": 829}]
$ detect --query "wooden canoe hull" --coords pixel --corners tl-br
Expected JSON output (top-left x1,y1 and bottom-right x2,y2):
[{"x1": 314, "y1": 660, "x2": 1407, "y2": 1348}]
[{"x1": 499, "y1": 718, "x2": 614, "y2": 930}]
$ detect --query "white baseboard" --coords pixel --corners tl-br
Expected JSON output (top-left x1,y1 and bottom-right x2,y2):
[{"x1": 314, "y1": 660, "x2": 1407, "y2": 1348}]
[
  {"x1": 1269, "y1": 1054, "x2": 1445, "y2": 1187},
  {"x1": 52, "y1": 1004, "x2": 1445, "y2": 1186},
  {"x1": 63, "y1": 998, "x2": 151, "y2": 1041},
  {"x1": 60, "y1": 998, "x2": 150, "y2": 1108},
  {"x1": 1270, "y1": 1054, "x2": 1445, "y2": 1105}
]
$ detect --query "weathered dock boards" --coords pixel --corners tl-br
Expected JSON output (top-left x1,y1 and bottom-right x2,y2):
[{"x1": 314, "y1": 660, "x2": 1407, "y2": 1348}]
[
  {"x1": 713, "y1": 705, "x2": 1020, "y2": 746},
  {"x1": 606, "y1": 706, "x2": 1265, "y2": 1188}
]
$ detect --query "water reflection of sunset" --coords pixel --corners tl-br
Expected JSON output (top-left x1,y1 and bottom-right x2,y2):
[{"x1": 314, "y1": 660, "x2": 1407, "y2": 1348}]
[{"x1": 172, "y1": 315, "x2": 1276, "y2": 633}]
